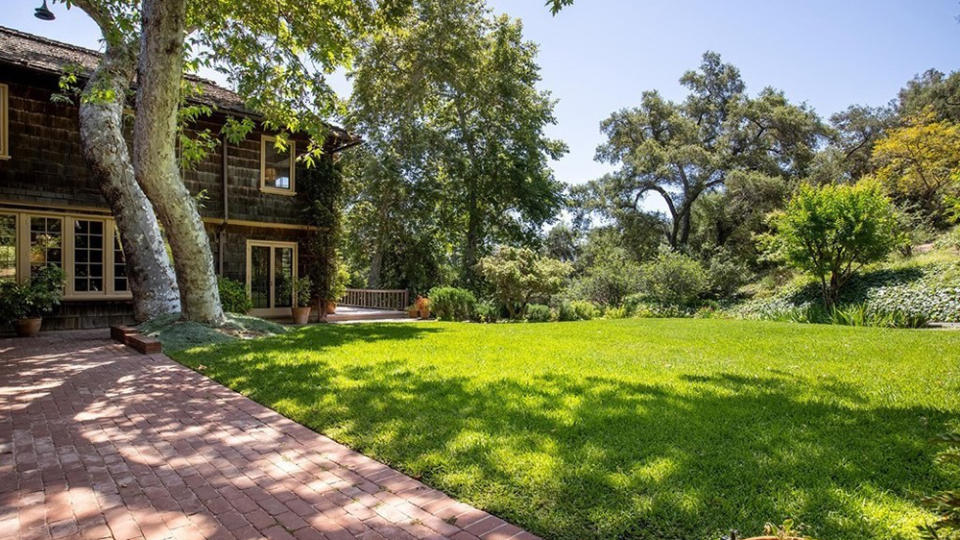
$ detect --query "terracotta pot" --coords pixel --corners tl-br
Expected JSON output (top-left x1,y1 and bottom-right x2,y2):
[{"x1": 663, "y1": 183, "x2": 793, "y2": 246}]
[
  {"x1": 418, "y1": 307, "x2": 430, "y2": 319},
  {"x1": 408, "y1": 307, "x2": 419, "y2": 318},
  {"x1": 326, "y1": 301, "x2": 337, "y2": 314},
  {"x1": 291, "y1": 306, "x2": 312, "y2": 325},
  {"x1": 15, "y1": 317, "x2": 42, "y2": 337}
]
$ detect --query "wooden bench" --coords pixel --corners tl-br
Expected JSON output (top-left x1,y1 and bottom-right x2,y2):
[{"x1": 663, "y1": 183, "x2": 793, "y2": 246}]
[{"x1": 124, "y1": 333, "x2": 163, "y2": 354}]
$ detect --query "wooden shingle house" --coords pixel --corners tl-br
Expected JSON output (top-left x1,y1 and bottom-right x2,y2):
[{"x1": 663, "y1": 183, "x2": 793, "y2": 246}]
[{"x1": 0, "y1": 26, "x2": 357, "y2": 329}]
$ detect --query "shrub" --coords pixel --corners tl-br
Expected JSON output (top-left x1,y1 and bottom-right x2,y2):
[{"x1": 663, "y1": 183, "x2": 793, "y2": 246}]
[
  {"x1": 622, "y1": 293, "x2": 647, "y2": 316},
  {"x1": 294, "y1": 276, "x2": 313, "y2": 308},
  {"x1": 0, "y1": 266, "x2": 65, "y2": 324},
  {"x1": 474, "y1": 300, "x2": 501, "y2": 323},
  {"x1": 429, "y1": 287, "x2": 477, "y2": 321},
  {"x1": 831, "y1": 303, "x2": 930, "y2": 328},
  {"x1": 765, "y1": 179, "x2": 902, "y2": 309},
  {"x1": 603, "y1": 306, "x2": 627, "y2": 319},
  {"x1": 556, "y1": 301, "x2": 578, "y2": 322},
  {"x1": 704, "y1": 249, "x2": 750, "y2": 299},
  {"x1": 568, "y1": 239, "x2": 642, "y2": 306},
  {"x1": 569, "y1": 300, "x2": 599, "y2": 320},
  {"x1": 476, "y1": 246, "x2": 572, "y2": 319},
  {"x1": 525, "y1": 304, "x2": 553, "y2": 322},
  {"x1": 639, "y1": 248, "x2": 708, "y2": 307},
  {"x1": 218, "y1": 277, "x2": 252, "y2": 314}
]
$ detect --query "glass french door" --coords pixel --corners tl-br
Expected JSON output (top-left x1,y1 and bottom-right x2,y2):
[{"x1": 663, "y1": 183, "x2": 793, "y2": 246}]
[{"x1": 247, "y1": 241, "x2": 296, "y2": 317}]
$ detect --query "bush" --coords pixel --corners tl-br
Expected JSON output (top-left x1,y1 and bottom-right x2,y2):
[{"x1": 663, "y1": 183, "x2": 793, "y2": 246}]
[
  {"x1": 476, "y1": 246, "x2": 572, "y2": 319},
  {"x1": 525, "y1": 304, "x2": 553, "y2": 322},
  {"x1": 765, "y1": 179, "x2": 902, "y2": 308},
  {"x1": 831, "y1": 303, "x2": 930, "y2": 328},
  {"x1": 603, "y1": 306, "x2": 627, "y2": 319},
  {"x1": 622, "y1": 293, "x2": 647, "y2": 316},
  {"x1": 568, "y1": 238, "x2": 642, "y2": 306},
  {"x1": 294, "y1": 276, "x2": 313, "y2": 308},
  {"x1": 556, "y1": 301, "x2": 578, "y2": 322},
  {"x1": 639, "y1": 248, "x2": 708, "y2": 307},
  {"x1": 429, "y1": 287, "x2": 477, "y2": 321},
  {"x1": 218, "y1": 277, "x2": 252, "y2": 314},
  {"x1": 704, "y1": 249, "x2": 750, "y2": 299},
  {"x1": 569, "y1": 300, "x2": 599, "y2": 320},
  {"x1": 0, "y1": 266, "x2": 65, "y2": 324},
  {"x1": 474, "y1": 300, "x2": 500, "y2": 323}
]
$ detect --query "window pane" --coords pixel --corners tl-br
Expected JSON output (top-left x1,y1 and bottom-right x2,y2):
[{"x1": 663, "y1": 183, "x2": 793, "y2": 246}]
[
  {"x1": 113, "y1": 233, "x2": 127, "y2": 292},
  {"x1": 30, "y1": 217, "x2": 62, "y2": 277},
  {"x1": 73, "y1": 219, "x2": 103, "y2": 292},
  {"x1": 263, "y1": 141, "x2": 292, "y2": 190},
  {"x1": 0, "y1": 215, "x2": 15, "y2": 282},
  {"x1": 251, "y1": 246, "x2": 270, "y2": 309},
  {"x1": 274, "y1": 247, "x2": 293, "y2": 308}
]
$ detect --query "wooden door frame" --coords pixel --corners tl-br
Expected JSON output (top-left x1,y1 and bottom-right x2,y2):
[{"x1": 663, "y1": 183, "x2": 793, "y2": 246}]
[{"x1": 245, "y1": 239, "x2": 298, "y2": 318}]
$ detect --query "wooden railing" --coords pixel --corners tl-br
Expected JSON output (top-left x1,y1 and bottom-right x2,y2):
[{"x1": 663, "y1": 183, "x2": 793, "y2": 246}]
[{"x1": 338, "y1": 289, "x2": 409, "y2": 311}]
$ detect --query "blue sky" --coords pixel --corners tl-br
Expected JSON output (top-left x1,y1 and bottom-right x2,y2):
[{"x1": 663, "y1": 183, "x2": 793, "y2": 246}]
[{"x1": 3, "y1": 0, "x2": 959, "y2": 189}]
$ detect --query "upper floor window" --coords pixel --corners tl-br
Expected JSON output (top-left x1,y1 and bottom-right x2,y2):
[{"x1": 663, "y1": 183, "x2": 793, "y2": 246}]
[
  {"x1": 260, "y1": 135, "x2": 296, "y2": 195},
  {"x1": 0, "y1": 83, "x2": 9, "y2": 160}
]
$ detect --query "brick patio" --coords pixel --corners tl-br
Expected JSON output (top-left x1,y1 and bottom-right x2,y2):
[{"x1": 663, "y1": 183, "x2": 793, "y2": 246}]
[{"x1": 0, "y1": 330, "x2": 538, "y2": 540}]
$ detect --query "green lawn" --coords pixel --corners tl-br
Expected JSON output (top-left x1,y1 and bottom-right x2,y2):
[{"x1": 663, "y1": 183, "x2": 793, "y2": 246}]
[{"x1": 170, "y1": 319, "x2": 960, "y2": 540}]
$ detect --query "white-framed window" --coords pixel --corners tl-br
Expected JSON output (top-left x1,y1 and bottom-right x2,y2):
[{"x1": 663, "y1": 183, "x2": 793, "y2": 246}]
[
  {"x1": 260, "y1": 135, "x2": 296, "y2": 195},
  {"x1": 0, "y1": 83, "x2": 8, "y2": 160},
  {"x1": 2, "y1": 208, "x2": 133, "y2": 300},
  {"x1": 246, "y1": 240, "x2": 298, "y2": 317}
]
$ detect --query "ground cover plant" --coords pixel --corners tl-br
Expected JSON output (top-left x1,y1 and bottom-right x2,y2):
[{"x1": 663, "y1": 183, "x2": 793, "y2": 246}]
[{"x1": 170, "y1": 318, "x2": 960, "y2": 540}]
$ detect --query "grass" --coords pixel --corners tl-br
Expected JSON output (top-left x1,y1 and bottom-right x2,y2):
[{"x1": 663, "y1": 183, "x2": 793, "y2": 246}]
[{"x1": 169, "y1": 319, "x2": 960, "y2": 540}]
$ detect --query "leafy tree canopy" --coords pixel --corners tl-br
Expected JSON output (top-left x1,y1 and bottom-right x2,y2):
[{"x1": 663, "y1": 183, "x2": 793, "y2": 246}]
[
  {"x1": 348, "y1": 0, "x2": 567, "y2": 284},
  {"x1": 765, "y1": 180, "x2": 902, "y2": 308},
  {"x1": 871, "y1": 113, "x2": 960, "y2": 224},
  {"x1": 589, "y1": 52, "x2": 828, "y2": 249}
]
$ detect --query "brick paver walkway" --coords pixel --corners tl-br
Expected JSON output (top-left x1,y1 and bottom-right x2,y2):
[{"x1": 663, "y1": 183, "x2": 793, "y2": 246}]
[{"x1": 0, "y1": 331, "x2": 538, "y2": 540}]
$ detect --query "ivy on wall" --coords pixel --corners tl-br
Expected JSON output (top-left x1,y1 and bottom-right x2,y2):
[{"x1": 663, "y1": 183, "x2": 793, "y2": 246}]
[{"x1": 298, "y1": 156, "x2": 343, "y2": 303}]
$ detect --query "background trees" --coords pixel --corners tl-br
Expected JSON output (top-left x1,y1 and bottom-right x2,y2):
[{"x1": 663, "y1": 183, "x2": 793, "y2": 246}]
[
  {"x1": 347, "y1": 0, "x2": 567, "y2": 287},
  {"x1": 588, "y1": 52, "x2": 827, "y2": 251}
]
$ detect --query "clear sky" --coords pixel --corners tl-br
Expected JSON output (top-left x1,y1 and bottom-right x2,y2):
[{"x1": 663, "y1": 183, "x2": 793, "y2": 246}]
[{"x1": 3, "y1": 0, "x2": 959, "y2": 189}]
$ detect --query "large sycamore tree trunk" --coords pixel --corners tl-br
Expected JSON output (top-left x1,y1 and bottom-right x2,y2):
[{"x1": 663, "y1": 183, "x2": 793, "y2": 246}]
[
  {"x1": 78, "y1": 39, "x2": 181, "y2": 321},
  {"x1": 134, "y1": 0, "x2": 224, "y2": 324}
]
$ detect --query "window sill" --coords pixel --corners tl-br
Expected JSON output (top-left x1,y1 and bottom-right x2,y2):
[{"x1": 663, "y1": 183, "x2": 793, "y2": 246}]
[
  {"x1": 260, "y1": 187, "x2": 297, "y2": 196},
  {"x1": 63, "y1": 294, "x2": 134, "y2": 301}
]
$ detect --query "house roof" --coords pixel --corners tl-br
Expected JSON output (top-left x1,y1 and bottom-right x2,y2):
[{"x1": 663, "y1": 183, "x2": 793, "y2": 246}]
[{"x1": 0, "y1": 25, "x2": 357, "y2": 148}]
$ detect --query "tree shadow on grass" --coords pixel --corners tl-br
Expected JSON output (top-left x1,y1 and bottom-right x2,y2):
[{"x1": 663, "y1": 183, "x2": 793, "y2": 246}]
[{"x1": 176, "y1": 336, "x2": 956, "y2": 540}]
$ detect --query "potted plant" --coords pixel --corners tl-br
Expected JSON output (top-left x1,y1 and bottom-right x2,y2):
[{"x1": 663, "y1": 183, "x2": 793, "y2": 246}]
[
  {"x1": 324, "y1": 266, "x2": 349, "y2": 314},
  {"x1": 415, "y1": 295, "x2": 431, "y2": 319},
  {"x1": 291, "y1": 276, "x2": 313, "y2": 325},
  {"x1": 0, "y1": 266, "x2": 65, "y2": 337},
  {"x1": 407, "y1": 304, "x2": 419, "y2": 318}
]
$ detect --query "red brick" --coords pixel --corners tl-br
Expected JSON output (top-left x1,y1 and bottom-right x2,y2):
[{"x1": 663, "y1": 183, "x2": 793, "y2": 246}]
[{"x1": 0, "y1": 330, "x2": 535, "y2": 540}]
